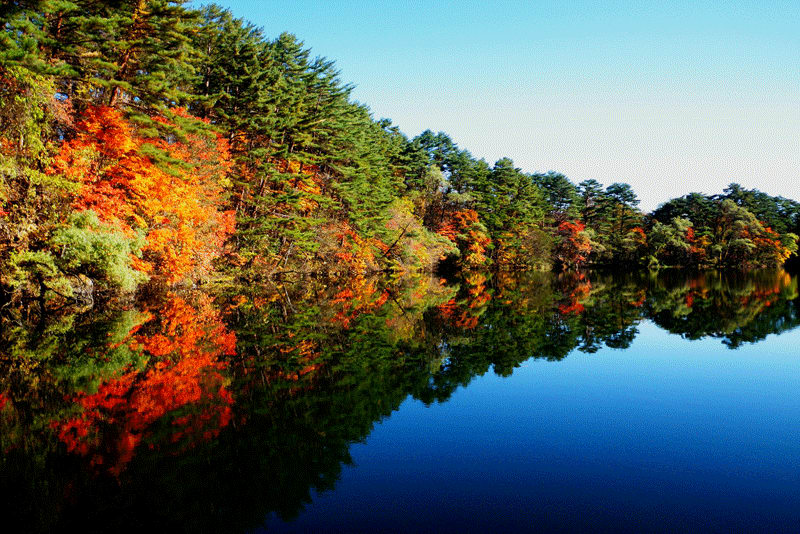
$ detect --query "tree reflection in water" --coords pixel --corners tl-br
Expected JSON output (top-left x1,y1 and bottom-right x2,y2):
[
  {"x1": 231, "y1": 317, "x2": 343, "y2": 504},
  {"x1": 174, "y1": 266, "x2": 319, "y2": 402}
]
[{"x1": 0, "y1": 269, "x2": 797, "y2": 532}]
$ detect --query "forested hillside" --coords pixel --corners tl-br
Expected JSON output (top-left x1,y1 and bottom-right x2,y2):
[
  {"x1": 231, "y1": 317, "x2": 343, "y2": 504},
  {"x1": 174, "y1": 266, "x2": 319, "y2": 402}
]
[{"x1": 1, "y1": 1, "x2": 798, "y2": 306}]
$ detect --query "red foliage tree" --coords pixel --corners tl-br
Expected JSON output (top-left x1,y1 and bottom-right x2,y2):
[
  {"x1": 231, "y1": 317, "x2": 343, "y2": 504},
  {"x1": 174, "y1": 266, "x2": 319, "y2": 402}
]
[
  {"x1": 438, "y1": 209, "x2": 490, "y2": 267},
  {"x1": 553, "y1": 220, "x2": 592, "y2": 270},
  {"x1": 50, "y1": 105, "x2": 235, "y2": 283}
]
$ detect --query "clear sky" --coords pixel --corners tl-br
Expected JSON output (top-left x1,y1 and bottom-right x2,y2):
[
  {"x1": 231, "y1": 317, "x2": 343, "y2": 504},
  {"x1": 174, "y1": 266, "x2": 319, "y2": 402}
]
[{"x1": 199, "y1": 0, "x2": 799, "y2": 211}]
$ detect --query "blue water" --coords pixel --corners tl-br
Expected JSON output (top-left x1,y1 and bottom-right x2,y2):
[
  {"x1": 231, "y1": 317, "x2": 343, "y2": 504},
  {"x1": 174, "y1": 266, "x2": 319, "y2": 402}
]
[
  {"x1": 266, "y1": 321, "x2": 800, "y2": 532},
  {"x1": 4, "y1": 270, "x2": 798, "y2": 532}
]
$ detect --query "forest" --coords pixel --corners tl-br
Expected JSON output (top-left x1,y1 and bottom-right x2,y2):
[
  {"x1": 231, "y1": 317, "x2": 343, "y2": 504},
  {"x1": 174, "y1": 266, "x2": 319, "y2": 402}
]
[{"x1": 2, "y1": 0, "x2": 799, "y2": 308}]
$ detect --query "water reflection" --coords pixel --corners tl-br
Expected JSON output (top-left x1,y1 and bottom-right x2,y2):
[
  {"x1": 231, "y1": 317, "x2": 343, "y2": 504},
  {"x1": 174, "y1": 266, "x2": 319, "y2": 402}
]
[{"x1": 0, "y1": 269, "x2": 797, "y2": 532}]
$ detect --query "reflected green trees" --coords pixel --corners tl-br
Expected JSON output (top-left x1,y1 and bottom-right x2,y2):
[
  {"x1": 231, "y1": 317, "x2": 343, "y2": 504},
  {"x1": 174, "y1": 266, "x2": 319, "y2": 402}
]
[
  {"x1": 0, "y1": 269, "x2": 798, "y2": 532},
  {"x1": 644, "y1": 270, "x2": 798, "y2": 347}
]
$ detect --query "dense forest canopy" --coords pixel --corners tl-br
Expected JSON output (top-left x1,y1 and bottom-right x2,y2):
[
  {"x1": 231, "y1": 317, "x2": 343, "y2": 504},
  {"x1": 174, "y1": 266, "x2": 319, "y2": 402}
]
[{"x1": 1, "y1": 0, "x2": 798, "y2": 306}]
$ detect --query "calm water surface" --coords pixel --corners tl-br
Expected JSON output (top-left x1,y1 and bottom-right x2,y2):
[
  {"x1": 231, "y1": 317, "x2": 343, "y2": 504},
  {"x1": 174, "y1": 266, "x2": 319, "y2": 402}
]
[{"x1": 1, "y1": 270, "x2": 799, "y2": 532}]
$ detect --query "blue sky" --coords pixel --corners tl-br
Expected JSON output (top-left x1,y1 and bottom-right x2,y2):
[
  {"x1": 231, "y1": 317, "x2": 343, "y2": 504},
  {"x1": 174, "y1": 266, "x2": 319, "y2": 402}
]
[{"x1": 199, "y1": 1, "x2": 799, "y2": 211}]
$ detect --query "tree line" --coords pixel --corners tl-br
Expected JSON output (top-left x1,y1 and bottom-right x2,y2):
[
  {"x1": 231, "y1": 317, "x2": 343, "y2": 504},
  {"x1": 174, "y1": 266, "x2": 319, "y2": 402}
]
[{"x1": 1, "y1": 0, "x2": 798, "y2": 306}]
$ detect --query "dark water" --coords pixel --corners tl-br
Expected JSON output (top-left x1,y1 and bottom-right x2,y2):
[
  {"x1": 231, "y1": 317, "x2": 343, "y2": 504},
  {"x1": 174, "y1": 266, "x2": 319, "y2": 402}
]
[{"x1": 1, "y1": 270, "x2": 799, "y2": 533}]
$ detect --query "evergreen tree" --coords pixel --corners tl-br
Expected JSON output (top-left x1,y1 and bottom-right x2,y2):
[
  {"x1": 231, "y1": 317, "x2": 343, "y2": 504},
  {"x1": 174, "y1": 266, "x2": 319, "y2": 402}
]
[{"x1": 533, "y1": 171, "x2": 580, "y2": 223}]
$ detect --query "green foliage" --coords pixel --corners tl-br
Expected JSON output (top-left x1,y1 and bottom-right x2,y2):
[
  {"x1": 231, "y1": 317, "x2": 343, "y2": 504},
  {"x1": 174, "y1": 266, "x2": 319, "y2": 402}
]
[
  {"x1": 647, "y1": 217, "x2": 692, "y2": 267},
  {"x1": 723, "y1": 183, "x2": 800, "y2": 235},
  {"x1": 7, "y1": 249, "x2": 72, "y2": 299},
  {"x1": 5, "y1": 211, "x2": 145, "y2": 300},
  {"x1": 51, "y1": 210, "x2": 147, "y2": 292},
  {"x1": 534, "y1": 171, "x2": 580, "y2": 223},
  {"x1": 649, "y1": 189, "x2": 799, "y2": 268},
  {"x1": 0, "y1": 0, "x2": 198, "y2": 109},
  {"x1": 382, "y1": 198, "x2": 457, "y2": 272},
  {"x1": 0, "y1": 66, "x2": 75, "y2": 290}
]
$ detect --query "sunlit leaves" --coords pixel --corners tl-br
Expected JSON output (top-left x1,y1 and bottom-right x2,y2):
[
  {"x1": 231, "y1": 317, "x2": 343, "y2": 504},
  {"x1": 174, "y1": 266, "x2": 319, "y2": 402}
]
[
  {"x1": 50, "y1": 105, "x2": 234, "y2": 285},
  {"x1": 438, "y1": 209, "x2": 491, "y2": 267},
  {"x1": 553, "y1": 220, "x2": 592, "y2": 269}
]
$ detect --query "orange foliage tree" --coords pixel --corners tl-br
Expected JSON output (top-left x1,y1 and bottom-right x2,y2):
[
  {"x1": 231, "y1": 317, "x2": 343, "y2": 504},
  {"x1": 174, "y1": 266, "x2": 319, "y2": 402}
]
[
  {"x1": 50, "y1": 105, "x2": 234, "y2": 284},
  {"x1": 754, "y1": 225, "x2": 796, "y2": 266},
  {"x1": 553, "y1": 220, "x2": 592, "y2": 270},
  {"x1": 438, "y1": 209, "x2": 491, "y2": 267}
]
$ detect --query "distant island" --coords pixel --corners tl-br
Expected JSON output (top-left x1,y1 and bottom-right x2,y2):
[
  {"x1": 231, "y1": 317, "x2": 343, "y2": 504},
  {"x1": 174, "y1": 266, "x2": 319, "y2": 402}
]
[{"x1": 1, "y1": 2, "x2": 798, "y2": 308}]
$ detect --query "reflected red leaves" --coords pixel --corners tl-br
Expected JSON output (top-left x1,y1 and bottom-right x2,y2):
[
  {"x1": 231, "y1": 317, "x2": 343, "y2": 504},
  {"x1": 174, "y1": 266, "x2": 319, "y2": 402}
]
[
  {"x1": 437, "y1": 272, "x2": 491, "y2": 329},
  {"x1": 330, "y1": 277, "x2": 391, "y2": 329},
  {"x1": 557, "y1": 274, "x2": 592, "y2": 315},
  {"x1": 52, "y1": 294, "x2": 235, "y2": 475},
  {"x1": 558, "y1": 301, "x2": 585, "y2": 315}
]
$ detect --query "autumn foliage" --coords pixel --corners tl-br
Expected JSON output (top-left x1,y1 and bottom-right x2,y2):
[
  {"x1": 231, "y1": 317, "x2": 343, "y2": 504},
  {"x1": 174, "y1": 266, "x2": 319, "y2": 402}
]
[
  {"x1": 50, "y1": 105, "x2": 234, "y2": 283},
  {"x1": 52, "y1": 294, "x2": 235, "y2": 475},
  {"x1": 553, "y1": 221, "x2": 592, "y2": 270},
  {"x1": 438, "y1": 210, "x2": 491, "y2": 267}
]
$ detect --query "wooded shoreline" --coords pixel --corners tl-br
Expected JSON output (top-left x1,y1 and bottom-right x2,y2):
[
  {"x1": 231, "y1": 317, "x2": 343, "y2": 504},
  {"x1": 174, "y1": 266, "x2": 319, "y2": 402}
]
[{"x1": 2, "y1": 2, "x2": 798, "y2": 311}]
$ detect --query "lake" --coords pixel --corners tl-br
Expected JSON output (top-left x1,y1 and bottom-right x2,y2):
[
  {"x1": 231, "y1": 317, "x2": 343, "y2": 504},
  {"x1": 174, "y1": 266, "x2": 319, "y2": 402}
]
[{"x1": 1, "y1": 269, "x2": 799, "y2": 532}]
